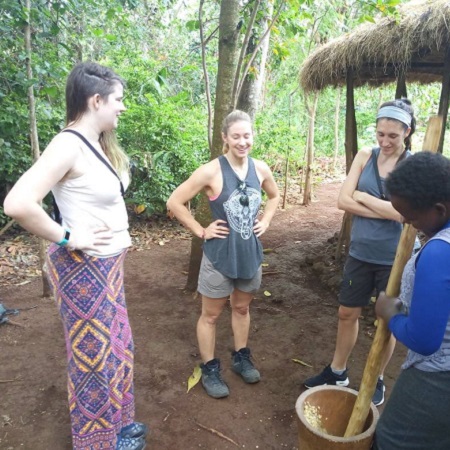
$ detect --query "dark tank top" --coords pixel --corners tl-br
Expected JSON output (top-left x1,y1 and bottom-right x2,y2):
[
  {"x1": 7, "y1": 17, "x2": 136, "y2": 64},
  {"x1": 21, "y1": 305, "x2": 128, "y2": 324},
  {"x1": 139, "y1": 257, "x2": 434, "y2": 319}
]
[{"x1": 203, "y1": 155, "x2": 263, "y2": 279}]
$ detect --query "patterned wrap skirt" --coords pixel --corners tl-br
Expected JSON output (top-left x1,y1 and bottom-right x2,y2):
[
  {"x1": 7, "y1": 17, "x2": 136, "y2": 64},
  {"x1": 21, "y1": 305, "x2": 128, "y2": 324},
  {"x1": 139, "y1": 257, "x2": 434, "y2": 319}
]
[{"x1": 46, "y1": 244, "x2": 135, "y2": 450}]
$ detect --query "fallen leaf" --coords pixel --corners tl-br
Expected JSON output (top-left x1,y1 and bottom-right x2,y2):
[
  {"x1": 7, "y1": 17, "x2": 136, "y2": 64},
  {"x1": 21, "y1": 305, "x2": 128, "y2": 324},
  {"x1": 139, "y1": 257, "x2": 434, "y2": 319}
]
[
  {"x1": 292, "y1": 358, "x2": 313, "y2": 368},
  {"x1": 187, "y1": 365, "x2": 201, "y2": 393},
  {"x1": 262, "y1": 263, "x2": 269, "y2": 267},
  {"x1": 134, "y1": 204, "x2": 146, "y2": 214},
  {"x1": 263, "y1": 290, "x2": 271, "y2": 297},
  {"x1": 263, "y1": 248, "x2": 273, "y2": 254}
]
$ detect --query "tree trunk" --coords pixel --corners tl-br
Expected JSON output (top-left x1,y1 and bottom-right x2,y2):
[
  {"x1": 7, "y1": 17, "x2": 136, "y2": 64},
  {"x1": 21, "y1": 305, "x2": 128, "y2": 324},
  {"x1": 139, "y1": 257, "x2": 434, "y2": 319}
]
[
  {"x1": 185, "y1": 0, "x2": 241, "y2": 291},
  {"x1": 302, "y1": 91, "x2": 319, "y2": 206},
  {"x1": 24, "y1": 0, "x2": 51, "y2": 297},
  {"x1": 237, "y1": 0, "x2": 272, "y2": 120}
]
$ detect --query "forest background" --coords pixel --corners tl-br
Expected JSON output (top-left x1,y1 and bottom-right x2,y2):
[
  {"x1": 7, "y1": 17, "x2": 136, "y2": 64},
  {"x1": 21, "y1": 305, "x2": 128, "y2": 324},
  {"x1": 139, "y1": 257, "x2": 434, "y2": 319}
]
[{"x1": 1, "y1": 0, "x2": 448, "y2": 229}]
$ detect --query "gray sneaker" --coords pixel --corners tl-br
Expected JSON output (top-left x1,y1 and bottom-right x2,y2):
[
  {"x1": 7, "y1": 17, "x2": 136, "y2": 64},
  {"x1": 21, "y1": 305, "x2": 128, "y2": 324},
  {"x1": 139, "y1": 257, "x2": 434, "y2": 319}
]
[
  {"x1": 231, "y1": 347, "x2": 260, "y2": 384},
  {"x1": 200, "y1": 358, "x2": 230, "y2": 398}
]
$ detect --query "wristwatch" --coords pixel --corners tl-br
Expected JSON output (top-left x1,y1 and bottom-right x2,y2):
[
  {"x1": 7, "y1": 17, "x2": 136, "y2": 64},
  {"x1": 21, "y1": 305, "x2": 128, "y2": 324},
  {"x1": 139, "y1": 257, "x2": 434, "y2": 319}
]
[{"x1": 57, "y1": 229, "x2": 71, "y2": 246}]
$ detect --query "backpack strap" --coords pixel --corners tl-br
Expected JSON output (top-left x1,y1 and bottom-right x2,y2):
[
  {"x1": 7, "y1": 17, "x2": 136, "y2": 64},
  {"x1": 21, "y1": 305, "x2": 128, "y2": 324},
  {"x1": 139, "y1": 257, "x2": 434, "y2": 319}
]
[
  {"x1": 62, "y1": 129, "x2": 125, "y2": 197},
  {"x1": 51, "y1": 129, "x2": 125, "y2": 224}
]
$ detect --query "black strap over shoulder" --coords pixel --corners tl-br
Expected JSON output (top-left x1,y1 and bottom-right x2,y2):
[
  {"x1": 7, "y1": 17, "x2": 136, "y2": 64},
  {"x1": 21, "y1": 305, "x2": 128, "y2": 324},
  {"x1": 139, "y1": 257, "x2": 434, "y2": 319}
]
[
  {"x1": 62, "y1": 129, "x2": 125, "y2": 197},
  {"x1": 51, "y1": 129, "x2": 125, "y2": 224},
  {"x1": 372, "y1": 148, "x2": 387, "y2": 201}
]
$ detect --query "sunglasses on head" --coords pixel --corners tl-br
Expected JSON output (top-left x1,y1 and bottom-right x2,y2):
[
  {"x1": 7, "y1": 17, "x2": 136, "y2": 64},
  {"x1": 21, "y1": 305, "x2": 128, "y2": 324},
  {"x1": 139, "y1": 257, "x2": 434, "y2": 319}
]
[{"x1": 238, "y1": 181, "x2": 249, "y2": 207}]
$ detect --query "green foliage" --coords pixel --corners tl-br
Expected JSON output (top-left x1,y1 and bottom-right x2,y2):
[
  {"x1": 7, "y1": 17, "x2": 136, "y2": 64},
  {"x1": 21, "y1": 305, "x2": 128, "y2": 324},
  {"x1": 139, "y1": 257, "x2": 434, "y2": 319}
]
[{"x1": 119, "y1": 95, "x2": 209, "y2": 215}]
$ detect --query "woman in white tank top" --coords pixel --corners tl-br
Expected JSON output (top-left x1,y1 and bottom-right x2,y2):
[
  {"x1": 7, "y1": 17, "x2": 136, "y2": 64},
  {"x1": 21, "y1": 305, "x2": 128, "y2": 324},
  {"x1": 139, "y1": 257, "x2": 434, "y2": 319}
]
[{"x1": 4, "y1": 62, "x2": 147, "y2": 450}]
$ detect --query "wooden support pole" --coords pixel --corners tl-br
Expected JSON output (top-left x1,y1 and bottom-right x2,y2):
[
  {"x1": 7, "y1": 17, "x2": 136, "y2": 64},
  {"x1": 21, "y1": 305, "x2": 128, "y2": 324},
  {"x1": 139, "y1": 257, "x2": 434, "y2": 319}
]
[
  {"x1": 395, "y1": 71, "x2": 407, "y2": 99},
  {"x1": 437, "y1": 45, "x2": 450, "y2": 153},
  {"x1": 344, "y1": 68, "x2": 358, "y2": 174}
]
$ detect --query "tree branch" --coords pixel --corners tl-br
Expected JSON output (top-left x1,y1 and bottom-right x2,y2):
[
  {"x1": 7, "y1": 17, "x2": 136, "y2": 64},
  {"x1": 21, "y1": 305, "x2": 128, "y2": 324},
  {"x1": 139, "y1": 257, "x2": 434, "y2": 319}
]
[
  {"x1": 235, "y1": 0, "x2": 286, "y2": 104},
  {"x1": 231, "y1": 0, "x2": 262, "y2": 108}
]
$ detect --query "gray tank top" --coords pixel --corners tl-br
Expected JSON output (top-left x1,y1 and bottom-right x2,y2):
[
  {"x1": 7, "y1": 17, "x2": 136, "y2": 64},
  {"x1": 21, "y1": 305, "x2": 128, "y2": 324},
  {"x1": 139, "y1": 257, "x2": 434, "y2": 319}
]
[
  {"x1": 400, "y1": 228, "x2": 450, "y2": 372},
  {"x1": 349, "y1": 148, "x2": 403, "y2": 265},
  {"x1": 203, "y1": 155, "x2": 263, "y2": 279}
]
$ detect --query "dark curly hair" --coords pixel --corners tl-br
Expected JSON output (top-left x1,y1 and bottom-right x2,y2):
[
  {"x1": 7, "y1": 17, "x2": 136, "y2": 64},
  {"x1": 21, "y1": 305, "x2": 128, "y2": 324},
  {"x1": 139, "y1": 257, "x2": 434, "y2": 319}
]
[
  {"x1": 377, "y1": 98, "x2": 416, "y2": 151},
  {"x1": 386, "y1": 152, "x2": 450, "y2": 209}
]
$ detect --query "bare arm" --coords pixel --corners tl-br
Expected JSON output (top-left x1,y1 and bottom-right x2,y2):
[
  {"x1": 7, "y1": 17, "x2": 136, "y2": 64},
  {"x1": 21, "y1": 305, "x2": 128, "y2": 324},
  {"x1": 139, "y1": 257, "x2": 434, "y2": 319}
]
[
  {"x1": 3, "y1": 133, "x2": 113, "y2": 251},
  {"x1": 4, "y1": 134, "x2": 78, "y2": 243},
  {"x1": 337, "y1": 149, "x2": 384, "y2": 219},
  {"x1": 166, "y1": 161, "x2": 229, "y2": 240},
  {"x1": 353, "y1": 190, "x2": 402, "y2": 222},
  {"x1": 253, "y1": 160, "x2": 280, "y2": 237}
]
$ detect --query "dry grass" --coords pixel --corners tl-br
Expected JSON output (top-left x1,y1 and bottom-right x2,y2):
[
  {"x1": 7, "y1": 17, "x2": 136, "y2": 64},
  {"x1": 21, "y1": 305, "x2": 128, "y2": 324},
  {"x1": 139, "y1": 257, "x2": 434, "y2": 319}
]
[{"x1": 300, "y1": 0, "x2": 450, "y2": 92}]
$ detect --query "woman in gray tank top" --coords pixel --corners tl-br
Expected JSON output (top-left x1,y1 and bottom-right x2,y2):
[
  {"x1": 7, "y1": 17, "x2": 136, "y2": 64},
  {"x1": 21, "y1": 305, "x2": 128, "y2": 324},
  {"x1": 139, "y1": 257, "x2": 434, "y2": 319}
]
[
  {"x1": 374, "y1": 151, "x2": 450, "y2": 450},
  {"x1": 167, "y1": 110, "x2": 279, "y2": 399},
  {"x1": 304, "y1": 99, "x2": 416, "y2": 407}
]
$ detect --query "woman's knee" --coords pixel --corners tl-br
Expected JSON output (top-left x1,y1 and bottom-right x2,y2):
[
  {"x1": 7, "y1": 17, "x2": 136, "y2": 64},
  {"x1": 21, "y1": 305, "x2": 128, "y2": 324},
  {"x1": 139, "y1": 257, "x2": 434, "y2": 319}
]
[
  {"x1": 337, "y1": 305, "x2": 361, "y2": 321},
  {"x1": 231, "y1": 304, "x2": 250, "y2": 316}
]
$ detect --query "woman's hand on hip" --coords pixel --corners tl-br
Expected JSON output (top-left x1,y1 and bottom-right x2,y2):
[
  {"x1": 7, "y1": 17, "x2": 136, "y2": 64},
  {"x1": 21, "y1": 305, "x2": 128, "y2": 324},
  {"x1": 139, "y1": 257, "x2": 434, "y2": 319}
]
[
  {"x1": 253, "y1": 218, "x2": 269, "y2": 237},
  {"x1": 204, "y1": 220, "x2": 229, "y2": 240},
  {"x1": 68, "y1": 226, "x2": 114, "y2": 251}
]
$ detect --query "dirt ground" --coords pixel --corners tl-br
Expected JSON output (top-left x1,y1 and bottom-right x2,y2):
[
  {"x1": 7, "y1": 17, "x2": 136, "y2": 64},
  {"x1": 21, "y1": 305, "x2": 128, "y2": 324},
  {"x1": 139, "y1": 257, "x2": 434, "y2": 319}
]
[{"x1": 0, "y1": 181, "x2": 407, "y2": 450}]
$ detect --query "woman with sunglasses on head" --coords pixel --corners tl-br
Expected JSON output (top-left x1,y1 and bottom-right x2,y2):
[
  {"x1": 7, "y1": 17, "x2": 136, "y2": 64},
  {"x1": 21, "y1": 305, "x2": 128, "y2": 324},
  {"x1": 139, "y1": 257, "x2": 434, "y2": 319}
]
[
  {"x1": 304, "y1": 98, "x2": 417, "y2": 407},
  {"x1": 4, "y1": 62, "x2": 147, "y2": 450},
  {"x1": 167, "y1": 110, "x2": 279, "y2": 399},
  {"x1": 374, "y1": 151, "x2": 450, "y2": 450}
]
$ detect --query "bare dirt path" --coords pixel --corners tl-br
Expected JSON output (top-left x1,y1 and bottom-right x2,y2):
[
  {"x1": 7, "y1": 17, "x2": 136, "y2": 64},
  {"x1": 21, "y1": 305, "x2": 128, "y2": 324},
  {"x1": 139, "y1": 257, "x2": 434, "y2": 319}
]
[{"x1": 0, "y1": 181, "x2": 406, "y2": 450}]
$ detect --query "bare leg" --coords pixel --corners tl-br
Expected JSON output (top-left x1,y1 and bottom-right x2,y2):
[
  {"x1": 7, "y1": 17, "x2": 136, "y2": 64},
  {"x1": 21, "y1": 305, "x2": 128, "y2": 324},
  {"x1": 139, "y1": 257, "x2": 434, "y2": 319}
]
[
  {"x1": 230, "y1": 289, "x2": 254, "y2": 351},
  {"x1": 331, "y1": 305, "x2": 362, "y2": 371},
  {"x1": 197, "y1": 295, "x2": 227, "y2": 363},
  {"x1": 380, "y1": 334, "x2": 396, "y2": 376}
]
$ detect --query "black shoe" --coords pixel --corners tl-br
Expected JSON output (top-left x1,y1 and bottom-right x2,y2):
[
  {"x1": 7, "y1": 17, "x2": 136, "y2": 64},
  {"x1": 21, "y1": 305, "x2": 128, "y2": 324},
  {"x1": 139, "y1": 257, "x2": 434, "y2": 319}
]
[
  {"x1": 372, "y1": 377, "x2": 385, "y2": 406},
  {"x1": 120, "y1": 422, "x2": 149, "y2": 439},
  {"x1": 231, "y1": 347, "x2": 261, "y2": 384},
  {"x1": 200, "y1": 358, "x2": 230, "y2": 398},
  {"x1": 116, "y1": 436, "x2": 146, "y2": 450},
  {"x1": 304, "y1": 364, "x2": 349, "y2": 388}
]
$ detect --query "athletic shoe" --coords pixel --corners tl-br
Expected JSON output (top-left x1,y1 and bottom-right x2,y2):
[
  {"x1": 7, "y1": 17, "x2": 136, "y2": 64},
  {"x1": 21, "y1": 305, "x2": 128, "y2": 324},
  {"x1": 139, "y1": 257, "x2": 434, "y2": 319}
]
[
  {"x1": 120, "y1": 422, "x2": 149, "y2": 439},
  {"x1": 200, "y1": 358, "x2": 230, "y2": 398},
  {"x1": 304, "y1": 364, "x2": 349, "y2": 388},
  {"x1": 116, "y1": 436, "x2": 146, "y2": 450},
  {"x1": 231, "y1": 347, "x2": 261, "y2": 384},
  {"x1": 372, "y1": 377, "x2": 385, "y2": 406}
]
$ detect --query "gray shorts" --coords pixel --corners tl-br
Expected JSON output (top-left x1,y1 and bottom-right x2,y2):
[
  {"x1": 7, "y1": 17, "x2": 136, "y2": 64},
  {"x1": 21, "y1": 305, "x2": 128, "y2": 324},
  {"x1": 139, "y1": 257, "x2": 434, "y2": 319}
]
[{"x1": 198, "y1": 254, "x2": 262, "y2": 299}]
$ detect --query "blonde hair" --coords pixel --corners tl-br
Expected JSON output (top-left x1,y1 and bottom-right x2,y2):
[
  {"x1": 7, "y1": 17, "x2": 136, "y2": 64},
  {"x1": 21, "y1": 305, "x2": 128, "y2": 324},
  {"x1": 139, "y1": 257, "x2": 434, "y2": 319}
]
[{"x1": 221, "y1": 110, "x2": 253, "y2": 154}]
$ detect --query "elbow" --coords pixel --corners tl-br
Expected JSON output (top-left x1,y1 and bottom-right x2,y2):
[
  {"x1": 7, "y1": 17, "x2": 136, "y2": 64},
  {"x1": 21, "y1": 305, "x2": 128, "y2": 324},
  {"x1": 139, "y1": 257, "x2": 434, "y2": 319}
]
[
  {"x1": 337, "y1": 197, "x2": 346, "y2": 211},
  {"x1": 3, "y1": 195, "x2": 22, "y2": 220}
]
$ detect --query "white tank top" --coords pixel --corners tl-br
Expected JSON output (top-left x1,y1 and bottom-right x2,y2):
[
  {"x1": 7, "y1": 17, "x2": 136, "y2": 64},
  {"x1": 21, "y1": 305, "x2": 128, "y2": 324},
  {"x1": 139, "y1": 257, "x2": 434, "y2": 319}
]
[{"x1": 52, "y1": 142, "x2": 131, "y2": 257}]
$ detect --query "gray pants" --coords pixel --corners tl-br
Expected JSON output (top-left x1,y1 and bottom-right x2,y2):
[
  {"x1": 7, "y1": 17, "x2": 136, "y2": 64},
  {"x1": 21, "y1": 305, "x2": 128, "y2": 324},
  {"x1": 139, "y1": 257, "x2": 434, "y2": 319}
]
[{"x1": 374, "y1": 367, "x2": 450, "y2": 450}]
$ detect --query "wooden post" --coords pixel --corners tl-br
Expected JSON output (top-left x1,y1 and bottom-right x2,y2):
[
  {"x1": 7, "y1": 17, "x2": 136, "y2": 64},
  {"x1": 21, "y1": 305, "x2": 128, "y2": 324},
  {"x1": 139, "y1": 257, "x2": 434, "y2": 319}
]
[
  {"x1": 344, "y1": 116, "x2": 444, "y2": 438},
  {"x1": 345, "y1": 68, "x2": 358, "y2": 173},
  {"x1": 437, "y1": 45, "x2": 450, "y2": 153},
  {"x1": 395, "y1": 71, "x2": 407, "y2": 99}
]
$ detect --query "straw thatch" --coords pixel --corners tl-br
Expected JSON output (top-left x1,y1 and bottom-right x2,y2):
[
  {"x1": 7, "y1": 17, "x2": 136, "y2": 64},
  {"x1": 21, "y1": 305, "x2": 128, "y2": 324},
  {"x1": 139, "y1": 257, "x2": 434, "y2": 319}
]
[{"x1": 300, "y1": 0, "x2": 450, "y2": 92}]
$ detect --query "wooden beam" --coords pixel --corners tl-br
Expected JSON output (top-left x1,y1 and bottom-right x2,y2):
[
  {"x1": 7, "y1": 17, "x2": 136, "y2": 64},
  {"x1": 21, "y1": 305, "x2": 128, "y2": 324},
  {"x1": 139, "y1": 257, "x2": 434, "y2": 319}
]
[
  {"x1": 395, "y1": 71, "x2": 407, "y2": 99},
  {"x1": 344, "y1": 68, "x2": 358, "y2": 174},
  {"x1": 437, "y1": 45, "x2": 450, "y2": 153}
]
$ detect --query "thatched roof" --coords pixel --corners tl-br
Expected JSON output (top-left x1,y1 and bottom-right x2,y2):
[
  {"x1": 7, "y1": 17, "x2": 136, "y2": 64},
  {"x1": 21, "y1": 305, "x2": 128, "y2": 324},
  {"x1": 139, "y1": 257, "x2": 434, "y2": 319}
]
[{"x1": 300, "y1": 0, "x2": 450, "y2": 92}]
